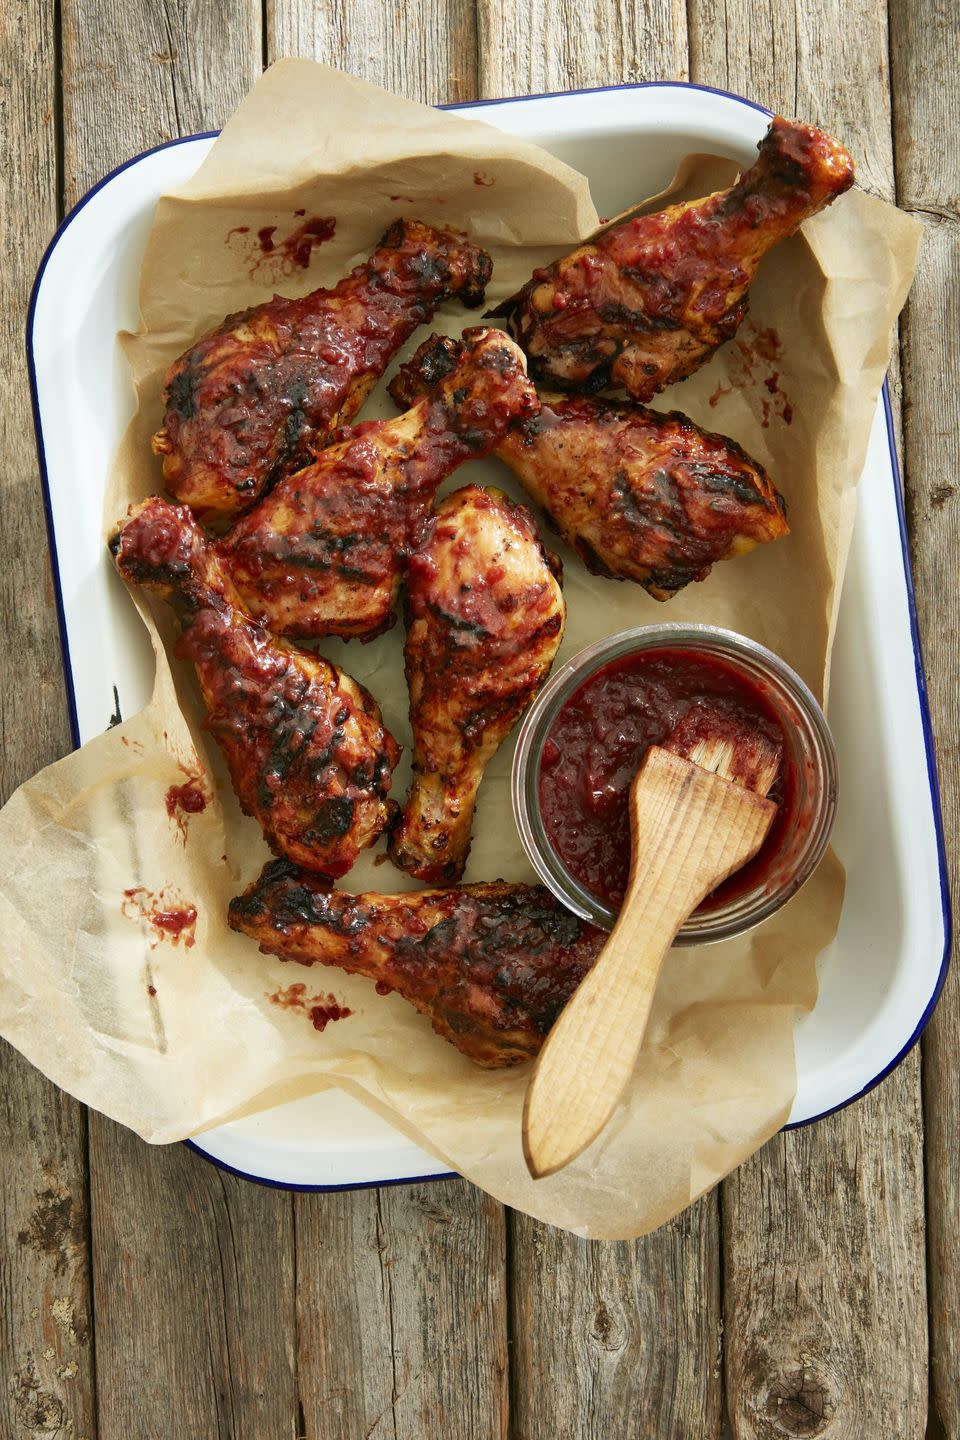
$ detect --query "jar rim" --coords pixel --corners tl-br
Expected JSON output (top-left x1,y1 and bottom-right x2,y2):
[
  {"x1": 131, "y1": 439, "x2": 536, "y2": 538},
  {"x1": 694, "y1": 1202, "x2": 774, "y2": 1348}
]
[{"x1": 512, "y1": 623, "x2": 838, "y2": 946}]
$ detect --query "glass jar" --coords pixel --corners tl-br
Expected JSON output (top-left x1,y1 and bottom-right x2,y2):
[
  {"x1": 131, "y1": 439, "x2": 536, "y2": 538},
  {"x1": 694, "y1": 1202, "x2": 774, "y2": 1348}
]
[{"x1": 512, "y1": 623, "x2": 838, "y2": 945}]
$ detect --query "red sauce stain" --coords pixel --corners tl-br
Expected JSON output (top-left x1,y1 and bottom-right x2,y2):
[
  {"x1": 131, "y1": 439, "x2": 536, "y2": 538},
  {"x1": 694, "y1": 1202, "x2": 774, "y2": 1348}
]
[
  {"x1": 284, "y1": 215, "x2": 336, "y2": 268},
  {"x1": 375, "y1": 979, "x2": 393, "y2": 996},
  {"x1": 708, "y1": 382, "x2": 732, "y2": 408},
  {"x1": 310, "y1": 1001, "x2": 351, "y2": 1032},
  {"x1": 225, "y1": 215, "x2": 338, "y2": 278},
  {"x1": 268, "y1": 982, "x2": 352, "y2": 1032},
  {"x1": 473, "y1": 171, "x2": 495, "y2": 187},
  {"x1": 164, "y1": 764, "x2": 209, "y2": 842},
  {"x1": 728, "y1": 323, "x2": 793, "y2": 427},
  {"x1": 147, "y1": 984, "x2": 157, "y2": 997},
  {"x1": 751, "y1": 326, "x2": 783, "y2": 363},
  {"x1": 120, "y1": 735, "x2": 144, "y2": 752},
  {"x1": 122, "y1": 887, "x2": 198, "y2": 948}
]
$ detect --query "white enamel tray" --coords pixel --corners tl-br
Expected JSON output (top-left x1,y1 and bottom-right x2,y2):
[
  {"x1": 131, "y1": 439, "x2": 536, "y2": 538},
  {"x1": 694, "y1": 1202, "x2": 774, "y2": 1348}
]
[{"x1": 28, "y1": 82, "x2": 950, "y2": 1190}]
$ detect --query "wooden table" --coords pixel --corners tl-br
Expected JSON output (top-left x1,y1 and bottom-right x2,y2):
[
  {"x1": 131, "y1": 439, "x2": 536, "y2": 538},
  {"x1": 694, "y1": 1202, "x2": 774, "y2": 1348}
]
[{"x1": 1, "y1": 2, "x2": 955, "y2": 1436}]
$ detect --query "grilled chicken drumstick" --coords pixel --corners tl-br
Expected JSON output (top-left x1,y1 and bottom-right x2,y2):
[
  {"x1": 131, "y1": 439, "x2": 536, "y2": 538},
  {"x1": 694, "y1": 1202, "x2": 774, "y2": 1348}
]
[
  {"x1": 491, "y1": 117, "x2": 854, "y2": 401},
  {"x1": 390, "y1": 339, "x2": 788, "y2": 599},
  {"x1": 387, "y1": 484, "x2": 565, "y2": 884},
  {"x1": 110, "y1": 498, "x2": 400, "y2": 877},
  {"x1": 152, "y1": 219, "x2": 493, "y2": 518},
  {"x1": 229, "y1": 860, "x2": 606, "y2": 1066},
  {"x1": 220, "y1": 328, "x2": 539, "y2": 641}
]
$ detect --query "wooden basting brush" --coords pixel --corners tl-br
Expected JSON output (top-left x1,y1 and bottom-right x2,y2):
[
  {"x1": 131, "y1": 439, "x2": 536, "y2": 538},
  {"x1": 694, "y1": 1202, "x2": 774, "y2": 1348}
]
[{"x1": 523, "y1": 700, "x2": 783, "y2": 1179}]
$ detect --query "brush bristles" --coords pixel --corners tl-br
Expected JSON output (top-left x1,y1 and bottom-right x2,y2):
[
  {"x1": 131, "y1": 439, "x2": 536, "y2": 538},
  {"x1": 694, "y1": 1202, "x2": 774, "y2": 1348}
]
[
  {"x1": 683, "y1": 735, "x2": 781, "y2": 797},
  {"x1": 663, "y1": 702, "x2": 783, "y2": 797}
]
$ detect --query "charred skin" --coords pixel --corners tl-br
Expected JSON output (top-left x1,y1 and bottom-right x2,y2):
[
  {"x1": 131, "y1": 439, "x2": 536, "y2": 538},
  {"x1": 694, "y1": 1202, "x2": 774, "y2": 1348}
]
[
  {"x1": 390, "y1": 351, "x2": 788, "y2": 600},
  {"x1": 491, "y1": 117, "x2": 854, "y2": 401},
  {"x1": 388, "y1": 483, "x2": 565, "y2": 884},
  {"x1": 228, "y1": 860, "x2": 606, "y2": 1066},
  {"x1": 109, "y1": 497, "x2": 400, "y2": 878},
  {"x1": 219, "y1": 328, "x2": 540, "y2": 642},
  {"x1": 152, "y1": 219, "x2": 493, "y2": 518}
]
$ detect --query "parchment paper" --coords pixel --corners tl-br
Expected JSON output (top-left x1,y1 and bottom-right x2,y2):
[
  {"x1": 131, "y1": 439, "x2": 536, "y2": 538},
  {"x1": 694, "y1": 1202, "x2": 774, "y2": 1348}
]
[{"x1": 0, "y1": 62, "x2": 922, "y2": 1238}]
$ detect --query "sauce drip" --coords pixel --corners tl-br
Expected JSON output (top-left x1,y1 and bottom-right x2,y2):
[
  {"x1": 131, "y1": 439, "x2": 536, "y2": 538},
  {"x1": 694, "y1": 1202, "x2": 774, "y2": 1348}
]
[
  {"x1": 268, "y1": 981, "x2": 352, "y2": 1032},
  {"x1": 728, "y1": 322, "x2": 794, "y2": 427},
  {"x1": 538, "y1": 648, "x2": 793, "y2": 913},
  {"x1": 164, "y1": 767, "x2": 209, "y2": 841},
  {"x1": 121, "y1": 886, "x2": 198, "y2": 948},
  {"x1": 255, "y1": 215, "x2": 337, "y2": 271}
]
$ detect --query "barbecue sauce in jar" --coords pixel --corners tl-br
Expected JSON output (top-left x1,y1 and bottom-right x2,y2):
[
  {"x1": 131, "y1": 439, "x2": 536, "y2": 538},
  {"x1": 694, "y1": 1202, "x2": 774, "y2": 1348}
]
[{"x1": 537, "y1": 647, "x2": 792, "y2": 914}]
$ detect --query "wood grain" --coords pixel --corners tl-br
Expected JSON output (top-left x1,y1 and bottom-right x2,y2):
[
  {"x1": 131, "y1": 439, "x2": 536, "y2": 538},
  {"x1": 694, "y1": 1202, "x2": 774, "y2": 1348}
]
[
  {"x1": 0, "y1": 2, "x2": 97, "y2": 1437},
  {"x1": 267, "y1": 0, "x2": 478, "y2": 104},
  {"x1": 60, "y1": 0, "x2": 262, "y2": 206},
  {"x1": 689, "y1": 5, "x2": 929, "y2": 1436},
  {"x1": 511, "y1": 1196, "x2": 722, "y2": 1439},
  {"x1": 89, "y1": 1127, "x2": 296, "y2": 1439},
  {"x1": 476, "y1": 0, "x2": 688, "y2": 96},
  {"x1": 295, "y1": 1182, "x2": 507, "y2": 1439},
  {"x1": 477, "y1": 16, "x2": 723, "y2": 1438},
  {"x1": 0, "y1": 1079, "x2": 96, "y2": 1440},
  {"x1": 889, "y1": 1, "x2": 960, "y2": 1434},
  {"x1": 689, "y1": 0, "x2": 893, "y2": 198},
  {"x1": 723, "y1": 1069, "x2": 927, "y2": 1439}
]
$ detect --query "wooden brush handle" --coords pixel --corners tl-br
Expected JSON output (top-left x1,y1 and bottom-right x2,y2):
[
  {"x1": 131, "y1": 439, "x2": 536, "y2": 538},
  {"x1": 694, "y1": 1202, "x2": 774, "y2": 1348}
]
[{"x1": 523, "y1": 747, "x2": 776, "y2": 1180}]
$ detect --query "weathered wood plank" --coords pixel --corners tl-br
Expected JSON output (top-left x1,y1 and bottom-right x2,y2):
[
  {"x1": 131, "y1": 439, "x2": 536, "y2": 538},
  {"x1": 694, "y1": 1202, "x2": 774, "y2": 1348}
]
[
  {"x1": 89, "y1": 1126, "x2": 296, "y2": 1439},
  {"x1": 723, "y1": 1068, "x2": 927, "y2": 1439},
  {"x1": 295, "y1": 1182, "x2": 508, "y2": 1438},
  {"x1": 475, "y1": 14, "x2": 727, "y2": 1440},
  {"x1": 476, "y1": 0, "x2": 688, "y2": 96},
  {"x1": 267, "y1": 0, "x2": 478, "y2": 105},
  {"x1": 61, "y1": 0, "x2": 262, "y2": 207},
  {"x1": 689, "y1": 5, "x2": 929, "y2": 1436},
  {"x1": 889, "y1": 1, "x2": 960, "y2": 1434},
  {"x1": 511, "y1": 1196, "x2": 721, "y2": 1439},
  {"x1": 0, "y1": 2, "x2": 97, "y2": 1436},
  {"x1": 689, "y1": 0, "x2": 894, "y2": 198},
  {"x1": 0, "y1": 1076, "x2": 96, "y2": 1440}
]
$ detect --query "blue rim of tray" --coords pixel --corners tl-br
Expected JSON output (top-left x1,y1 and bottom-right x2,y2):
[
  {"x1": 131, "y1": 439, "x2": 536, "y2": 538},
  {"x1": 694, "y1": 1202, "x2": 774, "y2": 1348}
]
[{"x1": 25, "y1": 80, "x2": 951, "y2": 1194}]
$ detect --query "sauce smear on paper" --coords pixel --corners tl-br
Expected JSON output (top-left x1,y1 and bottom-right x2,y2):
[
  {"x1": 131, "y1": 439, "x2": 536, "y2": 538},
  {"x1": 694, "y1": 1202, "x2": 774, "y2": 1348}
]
[
  {"x1": 268, "y1": 981, "x2": 352, "y2": 1032},
  {"x1": 122, "y1": 887, "x2": 198, "y2": 948},
  {"x1": 165, "y1": 767, "x2": 209, "y2": 840},
  {"x1": 257, "y1": 216, "x2": 336, "y2": 269}
]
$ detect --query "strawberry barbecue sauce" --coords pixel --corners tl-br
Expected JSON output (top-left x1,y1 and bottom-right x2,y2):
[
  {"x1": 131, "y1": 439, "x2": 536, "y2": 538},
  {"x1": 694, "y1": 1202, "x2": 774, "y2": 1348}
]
[{"x1": 538, "y1": 648, "x2": 793, "y2": 913}]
